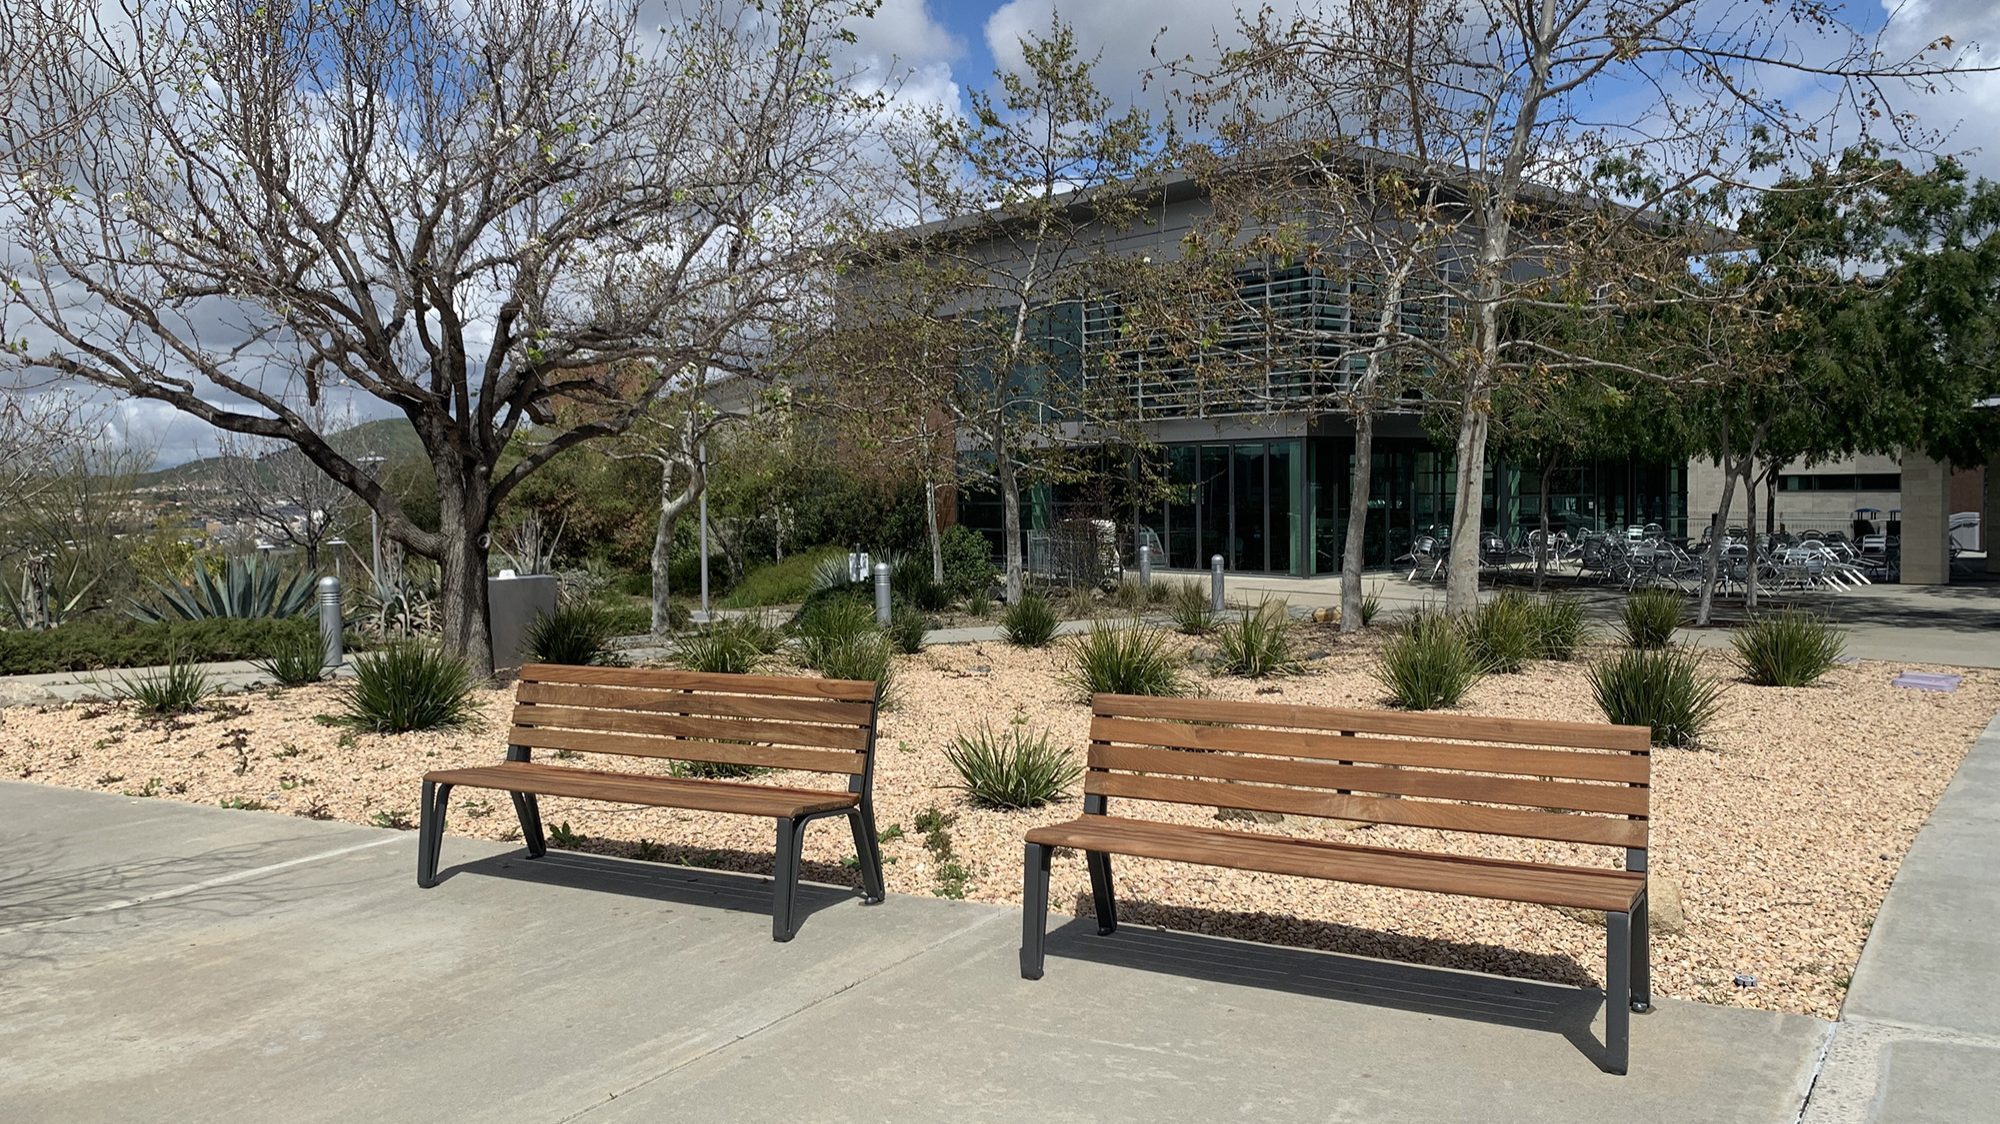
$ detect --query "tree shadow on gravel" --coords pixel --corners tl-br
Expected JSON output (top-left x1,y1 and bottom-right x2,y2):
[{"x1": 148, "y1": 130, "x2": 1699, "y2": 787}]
[{"x1": 1055, "y1": 894, "x2": 1619, "y2": 1069}]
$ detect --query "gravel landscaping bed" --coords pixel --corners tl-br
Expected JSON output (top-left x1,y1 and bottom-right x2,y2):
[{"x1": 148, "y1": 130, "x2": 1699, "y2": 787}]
[{"x1": 3, "y1": 625, "x2": 1991, "y2": 1020}]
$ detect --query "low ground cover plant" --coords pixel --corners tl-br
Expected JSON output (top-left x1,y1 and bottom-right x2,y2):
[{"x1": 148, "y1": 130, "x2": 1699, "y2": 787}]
[
  {"x1": 1732, "y1": 610, "x2": 1846, "y2": 687},
  {"x1": 720, "y1": 546, "x2": 845, "y2": 609},
  {"x1": 1588, "y1": 646, "x2": 1723, "y2": 748},
  {"x1": 340, "y1": 641, "x2": 477, "y2": 733},
  {"x1": 999, "y1": 592, "x2": 1059, "y2": 647},
  {"x1": 1620, "y1": 588, "x2": 1683, "y2": 649},
  {"x1": 1374, "y1": 610, "x2": 1482, "y2": 709},
  {"x1": 0, "y1": 617, "x2": 314, "y2": 675},
  {"x1": 944, "y1": 721, "x2": 1082, "y2": 810},
  {"x1": 1062, "y1": 620, "x2": 1184, "y2": 698},
  {"x1": 1213, "y1": 599, "x2": 1303, "y2": 678}
]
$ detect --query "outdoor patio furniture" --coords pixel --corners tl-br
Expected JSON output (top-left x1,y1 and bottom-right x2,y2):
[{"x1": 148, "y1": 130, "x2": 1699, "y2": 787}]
[
  {"x1": 416, "y1": 664, "x2": 885, "y2": 941},
  {"x1": 1018, "y1": 694, "x2": 1654, "y2": 1074}
]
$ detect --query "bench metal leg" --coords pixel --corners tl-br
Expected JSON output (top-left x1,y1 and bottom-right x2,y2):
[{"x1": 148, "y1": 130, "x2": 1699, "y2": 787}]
[
  {"x1": 1086, "y1": 850, "x2": 1117, "y2": 935},
  {"x1": 772, "y1": 816, "x2": 805, "y2": 942},
  {"x1": 847, "y1": 806, "x2": 885, "y2": 904},
  {"x1": 417, "y1": 781, "x2": 453, "y2": 889},
  {"x1": 1020, "y1": 841, "x2": 1052, "y2": 980},
  {"x1": 1631, "y1": 890, "x2": 1653, "y2": 1014},
  {"x1": 1605, "y1": 910, "x2": 1631, "y2": 1075},
  {"x1": 510, "y1": 792, "x2": 546, "y2": 858}
]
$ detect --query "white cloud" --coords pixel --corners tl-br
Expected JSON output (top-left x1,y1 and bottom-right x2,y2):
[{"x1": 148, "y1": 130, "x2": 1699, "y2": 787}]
[{"x1": 1877, "y1": 0, "x2": 2000, "y2": 175}]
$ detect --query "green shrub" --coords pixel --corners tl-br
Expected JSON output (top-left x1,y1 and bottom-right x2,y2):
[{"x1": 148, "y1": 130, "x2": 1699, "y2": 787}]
[
  {"x1": 1526, "y1": 594, "x2": 1591, "y2": 660},
  {"x1": 710, "y1": 610, "x2": 786, "y2": 655},
  {"x1": 891, "y1": 563, "x2": 952, "y2": 612},
  {"x1": 886, "y1": 605, "x2": 930, "y2": 654},
  {"x1": 1062, "y1": 621, "x2": 1185, "y2": 698},
  {"x1": 340, "y1": 641, "x2": 478, "y2": 733},
  {"x1": 1374, "y1": 612, "x2": 1483, "y2": 709},
  {"x1": 117, "y1": 652, "x2": 214, "y2": 714},
  {"x1": 253, "y1": 625, "x2": 326, "y2": 687},
  {"x1": 129, "y1": 555, "x2": 314, "y2": 621},
  {"x1": 1732, "y1": 611, "x2": 1846, "y2": 687},
  {"x1": 673, "y1": 628, "x2": 762, "y2": 675},
  {"x1": 1465, "y1": 591, "x2": 1538, "y2": 673},
  {"x1": 812, "y1": 633, "x2": 896, "y2": 705},
  {"x1": 669, "y1": 758, "x2": 767, "y2": 780},
  {"x1": 0, "y1": 617, "x2": 317, "y2": 675},
  {"x1": 721, "y1": 546, "x2": 845, "y2": 608},
  {"x1": 999, "y1": 592, "x2": 1059, "y2": 648},
  {"x1": 1166, "y1": 580, "x2": 1215, "y2": 635},
  {"x1": 1359, "y1": 586, "x2": 1384, "y2": 627},
  {"x1": 1588, "y1": 647, "x2": 1723, "y2": 748},
  {"x1": 939, "y1": 525, "x2": 997, "y2": 598},
  {"x1": 1620, "y1": 588, "x2": 1683, "y2": 650},
  {"x1": 597, "y1": 598, "x2": 660, "y2": 636},
  {"x1": 524, "y1": 600, "x2": 620, "y2": 666},
  {"x1": 1213, "y1": 599, "x2": 1303, "y2": 678},
  {"x1": 944, "y1": 722, "x2": 1082, "y2": 810}
]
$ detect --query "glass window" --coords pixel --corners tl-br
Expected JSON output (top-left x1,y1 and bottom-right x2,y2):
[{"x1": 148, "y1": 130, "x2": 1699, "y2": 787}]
[{"x1": 1232, "y1": 444, "x2": 1267, "y2": 570}]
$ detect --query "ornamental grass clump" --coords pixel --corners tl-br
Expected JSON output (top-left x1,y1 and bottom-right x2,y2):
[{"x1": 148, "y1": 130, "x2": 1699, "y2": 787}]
[
  {"x1": 340, "y1": 641, "x2": 477, "y2": 733},
  {"x1": 1166, "y1": 580, "x2": 1215, "y2": 635},
  {"x1": 1062, "y1": 620, "x2": 1185, "y2": 698},
  {"x1": 944, "y1": 721, "x2": 1082, "y2": 810},
  {"x1": 118, "y1": 650, "x2": 214, "y2": 715},
  {"x1": 1373, "y1": 610, "x2": 1482, "y2": 710},
  {"x1": 673, "y1": 628, "x2": 762, "y2": 676},
  {"x1": 253, "y1": 623, "x2": 326, "y2": 687},
  {"x1": 711, "y1": 610, "x2": 786, "y2": 655},
  {"x1": 886, "y1": 605, "x2": 930, "y2": 654},
  {"x1": 1465, "y1": 591, "x2": 1538, "y2": 673},
  {"x1": 523, "y1": 600, "x2": 621, "y2": 666},
  {"x1": 1213, "y1": 598, "x2": 1303, "y2": 678},
  {"x1": 1732, "y1": 610, "x2": 1846, "y2": 687},
  {"x1": 1526, "y1": 593, "x2": 1591, "y2": 661},
  {"x1": 812, "y1": 632, "x2": 896, "y2": 705},
  {"x1": 999, "y1": 592, "x2": 1059, "y2": 648},
  {"x1": 1587, "y1": 646, "x2": 1723, "y2": 748},
  {"x1": 793, "y1": 594, "x2": 878, "y2": 665},
  {"x1": 1620, "y1": 588, "x2": 1683, "y2": 650}
]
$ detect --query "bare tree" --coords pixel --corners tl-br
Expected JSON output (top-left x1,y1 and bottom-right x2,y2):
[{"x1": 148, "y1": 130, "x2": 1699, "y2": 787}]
[
  {"x1": 2, "y1": 0, "x2": 882, "y2": 671},
  {"x1": 0, "y1": 390, "x2": 100, "y2": 513},
  {"x1": 207, "y1": 401, "x2": 357, "y2": 570},
  {"x1": 1178, "y1": 0, "x2": 1995, "y2": 612}
]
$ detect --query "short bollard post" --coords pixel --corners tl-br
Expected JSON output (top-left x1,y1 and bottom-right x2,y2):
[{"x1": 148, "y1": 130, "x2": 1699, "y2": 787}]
[
  {"x1": 317, "y1": 575, "x2": 343, "y2": 668},
  {"x1": 1138, "y1": 543, "x2": 1153, "y2": 590},
  {"x1": 1210, "y1": 554, "x2": 1225, "y2": 613},
  {"x1": 874, "y1": 561, "x2": 892, "y2": 627}
]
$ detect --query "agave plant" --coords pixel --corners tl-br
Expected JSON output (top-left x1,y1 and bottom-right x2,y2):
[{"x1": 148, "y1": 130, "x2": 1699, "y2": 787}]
[{"x1": 129, "y1": 555, "x2": 314, "y2": 622}]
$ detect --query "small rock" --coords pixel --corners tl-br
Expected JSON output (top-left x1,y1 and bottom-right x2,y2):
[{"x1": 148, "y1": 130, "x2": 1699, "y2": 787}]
[
  {"x1": 1302, "y1": 649, "x2": 1330, "y2": 661},
  {"x1": 1254, "y1": 685, "x2": 1282, "y2": 695},
  {"x1": 1310, "y1": 607, "x2": 1340, "y2": 624},
  {"x1": 967, "y1": 664, "x2": 991, "y2": 675},
  {"x1": 1650, "y1": 874, "x2": 1689, "y2": 935},
  {"x1": 1215, "y1": 807, "x2": 1284, "y2": 825},
  {"x1": 1734, "y1": 972, "x2": 1758, "y2": 989},
  {"x1": 1190, "y1": 648, "x2": 1212, "y2": 662}
]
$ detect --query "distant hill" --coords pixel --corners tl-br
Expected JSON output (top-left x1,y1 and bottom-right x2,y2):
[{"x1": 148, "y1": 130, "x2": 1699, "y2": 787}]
[{"x1": 138, "y1": 417, "x2": 423, "y2": 489}]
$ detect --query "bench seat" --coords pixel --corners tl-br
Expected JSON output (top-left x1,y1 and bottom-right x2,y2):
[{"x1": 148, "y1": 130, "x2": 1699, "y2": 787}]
[
  {"x1": 424, "y1": 761, "x2": 862, "y2": 819},
  {"x1": 1025, "y1": 815, "x2": 1646, "y2": 913}
]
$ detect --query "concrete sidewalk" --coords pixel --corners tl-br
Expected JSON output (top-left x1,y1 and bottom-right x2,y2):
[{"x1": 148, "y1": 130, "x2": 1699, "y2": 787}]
[{"x1": 1, "y1": 781, "x2": 1830, "y2": 1123}]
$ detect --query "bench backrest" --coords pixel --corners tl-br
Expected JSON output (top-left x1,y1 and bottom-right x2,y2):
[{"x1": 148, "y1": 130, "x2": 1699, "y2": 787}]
[
  {"x1": 510, "y1": 664, "x2": 881, "y2": 795},
  {"x1": 1086, "y1": 694, "x2": 1651, "y2": 858}
]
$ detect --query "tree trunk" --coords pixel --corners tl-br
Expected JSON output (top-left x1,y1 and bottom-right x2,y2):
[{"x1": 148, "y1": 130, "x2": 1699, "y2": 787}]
[
  {"x1": 1743, "y1": 463, "x2": 1761, "y2": 612},
  {"x1": 999, "y1": 451, "x2": 1025, "y2": 603},
  {"x1": 651, "y1": 461, "x2": 700, "y2": 636},
  {"x1": 433, "y1": 473, "x2": 494, "y2": 678},
  {"x1": 1764, "y1": 466, "x2": 1778, "y2": 537},
  {"x1": 1535, "y1": 459, "x2": 1554, "y2": 592},
  {"x1": 1339, "y1": 411, "x2": 1375, "y2": 633},
  {"x1": 925, "y1": 478, "x2": 944, "y2": 585},
  {"x1": 1696, "y1": 464, "x2": 1739, "y2": 628},
  {"x1": 1445, "y1": 403, "x2": 1489, "y2": 612}
]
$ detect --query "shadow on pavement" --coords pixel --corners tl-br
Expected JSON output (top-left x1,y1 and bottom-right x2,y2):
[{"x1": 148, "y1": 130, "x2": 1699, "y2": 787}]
[{"x1": 1044, "y1": 916, "x2": 1619, "y2": 1070}]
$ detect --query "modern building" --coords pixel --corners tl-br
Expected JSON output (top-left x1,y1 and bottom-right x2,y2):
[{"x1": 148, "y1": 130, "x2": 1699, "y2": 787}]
[{"x1": 928, "y1": 171, "x2": 1689, "y2": 577}]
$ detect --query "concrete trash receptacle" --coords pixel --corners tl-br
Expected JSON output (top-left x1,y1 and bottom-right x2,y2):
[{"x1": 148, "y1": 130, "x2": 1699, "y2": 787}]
[{"x1": 488, "y1": 572, "x2": 558, "y2": 675}]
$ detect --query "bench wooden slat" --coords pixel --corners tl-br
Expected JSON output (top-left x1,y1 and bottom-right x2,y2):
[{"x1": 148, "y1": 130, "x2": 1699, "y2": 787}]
[
  {"x1": 516, "y1": 680, "x2": 874, "y2": 726},
  {"x1": 1086, "y1": 771, "x2": 1646, "y2": 848},
  {"x1": 424, "y1": 761, "x2": 860, "y2": 817},
  {"x1": 1089, "y1": 716, "x2": 1649, "y2": 784},
  {"x1": 509, "y1": 725, "x2": 868, "y2": 775},
  {"x1": 1087, "y1": 741, "x2": 1649, "y2": 817},
  {"x1": 519, "y1": 663, "x2": 879, "y2": 703},
  {"x1": 1025, "y1": 816, "x2": 1645, "y2": 912},
  {"x1": 513, "y1": 702, "x2": 870, "y2": 751},
  {"x1": 1093, "y1": 694, "x2": 1653, "y2": 751}
]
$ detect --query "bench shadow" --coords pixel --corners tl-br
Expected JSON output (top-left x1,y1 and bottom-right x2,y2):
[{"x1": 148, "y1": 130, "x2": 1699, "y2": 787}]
[
  {"x1": 1054, "y1": 895, "x2": 1619, "y2": 1071},
  {"x1": 434, "y1": 846, "x2": 865, "y2": 936}
]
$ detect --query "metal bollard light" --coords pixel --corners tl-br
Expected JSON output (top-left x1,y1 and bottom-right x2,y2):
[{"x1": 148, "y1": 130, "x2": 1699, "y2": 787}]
[
  {"x1": 317, "y1": 575, "x2": 343, "y2": 669},
  {"x1": 1138, "y1": 543, "x2": 1152, "y2": 590},
  {"x1": 874, "y1": 561, "x2": 892, "y2": 627},
  {"x1": 1210, "y1": 554, "x2": 1225, "y2": 612}
]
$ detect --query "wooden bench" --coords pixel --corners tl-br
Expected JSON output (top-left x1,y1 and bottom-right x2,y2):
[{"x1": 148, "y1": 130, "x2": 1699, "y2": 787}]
[
  {"x1": 417, "y1": 664, "x2": 885, "y2": 941},
  {"x1": 1020, "y1": 694, "x2": 1654, "y2": 1074}
]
